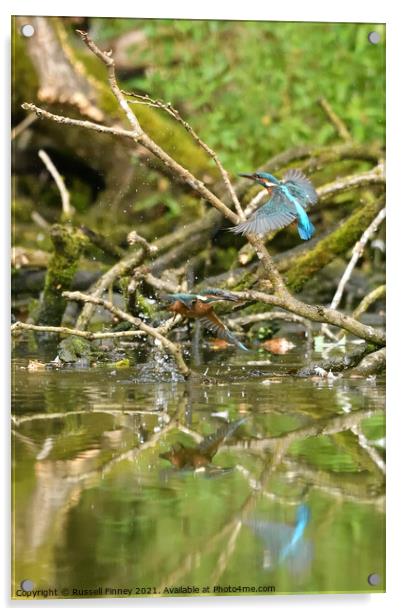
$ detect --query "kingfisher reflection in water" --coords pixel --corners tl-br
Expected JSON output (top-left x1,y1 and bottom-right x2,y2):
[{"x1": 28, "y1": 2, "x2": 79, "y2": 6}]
[{"x1": 245, "y1": 505, "x2": 313, "y2": 577}]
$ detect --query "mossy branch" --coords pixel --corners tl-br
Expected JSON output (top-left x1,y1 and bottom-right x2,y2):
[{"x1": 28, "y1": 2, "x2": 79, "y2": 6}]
[
  {"x1": 35, "y1": 224, "x2": 88, "y2": 326},
  {"x1": 285, "y1": 197, "x2": 385, "y2": 293}
]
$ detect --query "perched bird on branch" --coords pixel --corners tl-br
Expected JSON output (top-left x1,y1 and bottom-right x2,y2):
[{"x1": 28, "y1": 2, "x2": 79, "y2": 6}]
[
  {"x1": 232, "y1": 169, "x2": 318, "y2": 240},
  {"x1": 163, "y1": 288, "x2": 248, "y2": 351}
]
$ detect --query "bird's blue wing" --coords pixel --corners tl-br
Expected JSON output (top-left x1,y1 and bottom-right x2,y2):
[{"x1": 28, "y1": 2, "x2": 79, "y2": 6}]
[
  {"x1": 231, "y1": 189, "x2": 296, "y2": 236},
  {"x1": 283, "y1": 169, "x2": 318, "y2": 207}
]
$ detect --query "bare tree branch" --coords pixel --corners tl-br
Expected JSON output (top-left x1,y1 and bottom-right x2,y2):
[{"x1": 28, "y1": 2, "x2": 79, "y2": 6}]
[
  {"x1": 321, "y1": 207, "x2": 385, "y2": 339},
  {"x1": 318, "y1": 97, "x2": 352, "y2": 141},
  {"x1": 11, "y1": 320, "x2": 144, "y2": 340},
  {"x1": 353, "y1": 284, "x2": 386, "y2": 320},
  {"x1": 38, "y1": 149, "x2": 73, "y2": 218}
]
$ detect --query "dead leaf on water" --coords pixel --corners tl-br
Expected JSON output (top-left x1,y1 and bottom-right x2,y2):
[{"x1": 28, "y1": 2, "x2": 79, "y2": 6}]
[
  {"x1": 27, "y1": 360, "x2": 47, "y2": 372},
  {"x1": 262, "y1": 338, "x2": 296, "y2": 355}
]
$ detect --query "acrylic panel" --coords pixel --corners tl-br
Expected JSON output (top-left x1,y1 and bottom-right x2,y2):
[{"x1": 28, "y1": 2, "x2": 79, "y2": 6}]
[{"x1": 11, "y1": 16, "x2": 385, "y2": 599}]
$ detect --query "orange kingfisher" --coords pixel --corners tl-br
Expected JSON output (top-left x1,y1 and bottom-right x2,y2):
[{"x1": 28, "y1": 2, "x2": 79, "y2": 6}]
[{"x1": 163, "y1": 288, "x2": 248, "y2": 351}]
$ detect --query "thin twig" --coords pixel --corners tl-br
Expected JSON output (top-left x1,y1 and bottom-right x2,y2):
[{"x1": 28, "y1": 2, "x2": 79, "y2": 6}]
[
  {"x1": 22, "y1": 102, "x2": 136, "y2": 140},
  {"x1": 38, "y1": 149, "x2": 73, "y2": 218},
  {"x1": 31, "y1": 211, "x2": 50, "y2": 229},
  {"x1": 329, "y1": 208, "x2": 386, "y2": 311},
  {"x1": 123, "y1": 90, "x2": 245, "y2": 219},
  {"x1": 11, "y1": 112, "x2": 37, "y2": 140},
  {"x1": 127, "y1": 230, "x2": 158, "y2": 256},
  {"x1": 11, "y1": 320, "x2": 144, "y2": 340},
  {"x1": 144, "y1": 272, "x2": 181, "y2": 294}
]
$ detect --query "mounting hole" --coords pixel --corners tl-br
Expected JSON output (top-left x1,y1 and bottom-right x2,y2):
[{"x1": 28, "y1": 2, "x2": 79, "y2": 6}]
[
  {"x1": 368, "y1": 573, "x2": 380, "y2": 586},
  {"x1": 368, "y1": 31, "x2": 380, "y2": 45},
  {"x1": 21, "y1": 24, "x2": 35, "y2": 38},
  {"x1": 20, "y1": 579, "x2": 34, "y2": 591}
]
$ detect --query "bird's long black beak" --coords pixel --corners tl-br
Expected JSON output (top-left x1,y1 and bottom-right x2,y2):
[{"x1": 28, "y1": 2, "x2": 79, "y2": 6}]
[{"x1": 239, "y1": 173, "x2": 256, "y2": 180}]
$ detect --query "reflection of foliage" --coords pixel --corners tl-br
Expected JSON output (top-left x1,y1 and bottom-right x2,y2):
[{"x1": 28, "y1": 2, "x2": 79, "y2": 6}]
[
  {"x1": 13, "y1": 366, "x2": 385, "y2": 593},
  {"x1": 95, "y1": 19, "x2": 385, "y2": 169}
]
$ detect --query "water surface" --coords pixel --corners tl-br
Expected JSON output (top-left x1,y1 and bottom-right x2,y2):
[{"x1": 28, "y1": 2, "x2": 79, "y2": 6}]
[{"x1": 12, "y1": 333, "x2": 385, "y2": 597}]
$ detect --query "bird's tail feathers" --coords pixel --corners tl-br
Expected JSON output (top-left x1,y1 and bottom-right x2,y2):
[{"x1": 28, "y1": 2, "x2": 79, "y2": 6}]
[{"x1": 297, "y1": 219, "x2": 315, "y2": 240}]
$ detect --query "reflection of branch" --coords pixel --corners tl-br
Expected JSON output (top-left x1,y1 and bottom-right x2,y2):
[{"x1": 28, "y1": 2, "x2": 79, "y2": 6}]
[
  {"x1": 157, "y1": 439, "x2": 289, "y2": 592},
  {"x1": 350, "y1": 426, "x2": 385, "y2": 474},
  {"x1": 38, "y1": 149, "x2": 73, "y2": 218},
  {"x1": 63, "y1": 290, "x2": 191, "y2": 378},
  {"x1": 282, "y1": 459, "x2": 385, "y2": 507},
  {"x1": 225, "y1": 408, "x2": 380, "y2": 452},
  {"x1": 12, "y1": 408, "x2": 164, "y2": 427},
  {"x1": 210, "y1": 520, "x2": 242, "y2": 587}
]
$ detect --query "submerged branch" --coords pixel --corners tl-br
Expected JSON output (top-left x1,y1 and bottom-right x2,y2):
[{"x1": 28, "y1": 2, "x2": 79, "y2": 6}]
[{"x1": 350, "y1": 347, "x2": 386, "y2": 377}]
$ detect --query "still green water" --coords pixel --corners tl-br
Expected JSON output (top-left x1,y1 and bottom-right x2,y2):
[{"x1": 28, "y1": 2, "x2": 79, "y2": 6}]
[{"x1": 12, "y1": 335, "x2": 385, "y2": 598}]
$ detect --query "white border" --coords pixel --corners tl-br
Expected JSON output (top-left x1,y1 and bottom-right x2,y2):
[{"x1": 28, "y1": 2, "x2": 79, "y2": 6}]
[{"x1": 2, "y1": 1, "x2": 401, "y2": 614}]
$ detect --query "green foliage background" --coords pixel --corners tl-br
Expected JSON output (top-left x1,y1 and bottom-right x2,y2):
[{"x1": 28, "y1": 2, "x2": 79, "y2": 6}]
[{"x1": 95, "y1": 19, "x2": 385, "y2": 170}]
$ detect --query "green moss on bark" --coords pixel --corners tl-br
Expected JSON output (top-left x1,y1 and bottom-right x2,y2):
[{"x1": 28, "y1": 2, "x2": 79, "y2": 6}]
[
  {"x1": 285, "y1": 198, "x2": 384, "y2": 293},
  {"x1": 36, "y1": 225, "x2": 88, "y2": 326}
]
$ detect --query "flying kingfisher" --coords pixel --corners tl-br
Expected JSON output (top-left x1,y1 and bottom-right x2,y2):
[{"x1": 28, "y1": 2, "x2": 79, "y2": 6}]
[
  {"x1": 231, "y1": 169, "x2": 318, "y2": 240},
  {"x1": 163, "y1": 288, "x2": 248, "y2": 351}
]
